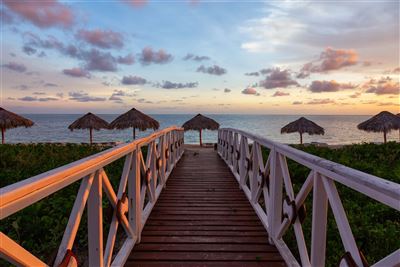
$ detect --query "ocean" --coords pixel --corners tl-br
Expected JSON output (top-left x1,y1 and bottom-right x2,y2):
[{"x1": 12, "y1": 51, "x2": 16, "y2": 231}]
[{"x1": 3, "y1": 114, "x2": 399, "y2": 145}]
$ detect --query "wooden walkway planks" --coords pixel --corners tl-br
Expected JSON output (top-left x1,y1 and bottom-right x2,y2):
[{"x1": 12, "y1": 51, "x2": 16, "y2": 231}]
[{"x1": 126, "y1": 146, "x2": 286, "y2": 267}]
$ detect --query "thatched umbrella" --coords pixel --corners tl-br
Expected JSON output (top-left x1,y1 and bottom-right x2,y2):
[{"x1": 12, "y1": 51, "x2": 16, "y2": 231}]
[
  {"x1": 281, "y1": 117, "x2": 325, "y2": 145},
  {"x1": 182, "y1": 114, "x2": 220, "y2": 146},
  {"x1": 109, "y1": 108, "x2": 159, "y2": 139},
  {"x1": 68, "y1": 112, "x2": 109, "y2": 145},
  {"x1": 0, "y1": 107, "x2": 34, "y2": 144},
  {"x1": 357, "y1": 111, "x2": 400, "y2": 143}
]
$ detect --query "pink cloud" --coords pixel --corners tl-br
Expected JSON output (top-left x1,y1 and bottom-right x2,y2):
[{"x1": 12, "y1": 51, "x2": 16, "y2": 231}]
[
  {"x1": 124, "y1": 0, "x2": 147, "y2": 7},
  {"x1": 4, "y1": 0, "x2": 74, "y2": 28},
  {"x1": 309, "y1": 80, "x2": 357, "y2": 93},
  {"x1": 299, "y1": 47, "x2": 358, "y2": 77},
  {"x1": 139, "y1": 47, "x2": 173, "y2": 65},
  {"x1": 363, "y1": 77, "x2": 399, "y2": 95},
  {"x1": 62, "y1": 67, "x2": 91, "y2": 78},
  {"x1": 306, "y1": 98, "x2": 335, "y2": 105},
  {"x1": 242, "y1": 87, "x2": 258, "y2": 95},
  {"x1": 3, "y1": 61, "x2": 27, "y2": 72},
  {"x1": 76, "y1": 29, "x2": 124, "y2": 49},
  {"x1": 272, "y1": 91, "x2": 290, "y2": 97}
]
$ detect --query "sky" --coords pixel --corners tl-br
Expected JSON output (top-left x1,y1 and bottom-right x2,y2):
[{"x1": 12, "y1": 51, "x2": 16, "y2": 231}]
[{"x1": 0, "y1": 0, "x2": 399, "y2": 115}]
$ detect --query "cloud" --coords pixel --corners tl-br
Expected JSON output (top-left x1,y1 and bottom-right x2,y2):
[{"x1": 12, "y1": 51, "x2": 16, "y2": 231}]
[
  {"x1": 76, "y1": 29, "x2": 124, "y2": 49},
  {"x1": 197, "y1": 65, "x2": 227, "y2": 75},
  {"x1": 63, "y1": 68, "x2": 91, "y2": 78},
  {"x1": 378, "y1": 102, "x2": 399, "y2": 106},
  {"x1": 22, "y1": 45, "x2": 37, "y2": 55},
  {"x1": 349, "y1": 92, "x2": 362, "y2": 98},
  {"x1": 69, "y1": 91, "x2": 106, "y2": 102},
  {"x1": 224, "y1": 88, "x2": 231, "y2": 93},
  {"x1": 33, "y1": 92, "x2": 46, "y2": 95},
  {"x1": 18, "y1": 96, "x2": 36, "y2": 102},
  {"x1": 363, "y1": 77, "x2": 399, "y2": 95},
  {"x1": 3, "y1": 61, "x2": 27, "y2": 72},
  {"x1": 158, "y1": 81, "x2": 198, "y2": 89},
  {"x1": 183, "y1": 53, "x2": 210, "y2": 61},
  {"x1": 309, "y1": 80, "x2": 357, "y2": 93},
  {"x1": 292, "y1": 101, "x2": 303, "y2": 105},
  {"x1": 138, "y1": 98, "x2": 153, "y2": 104},
  {"x1": 13, "y1": 84, "x2": 29, "y2": 90},
  {"x1": 22, "y1": 33, "x2": 130, "y2": 71},
  {"x1": 139, "y1": 47, "x2": 173, "y2": 65},
  {"x1": 38, "y1": 97, "x2": 59, "y2": 102},
  {"x1": 245, "y1": 72, "x2": 259, "y2": 76},
  {"x1": 83, "y1": 49, "x2": 118, "y2": 71},
  {"x1": 117, "y1": 53, "x2": 134, "y2": 65},
  {"x1": 272, "y1": 91, "x2": 290, "y2": 97},
  {"x1": 4, "y1": 0, "x2": 74, "y2": 28},
  {"x1": 260, "y1": 68, "x2": 273, "y2": 75},
  {"x1": 44, "y1": 82, "x2": 58, "y2": 87},
  {"x1": 122, "y1": 75, "x2": 147, "y2": 85},
  {"x1": 242, "y1": 87, "x2": 258, "y2": 95},
  {"x1": 56, "y1": 92, "x2": 64, "y2": 98},
  {"x1": 124, "y1": 0, "x2": 147, "y2": 7},
  {"x1": 259, "y1": 68, "x2": 298, "y2": 89},
  {"x1": 109, "y1": 91, "x2": 124, "y2": 103},
  {"x1": 383, "y1": 67, "x2": 400, "y2": 74},
  {"x1": 306, "y1": 98, "x2": 335, "y2": 105},
  {"x1": 299, "y1": 47, "x2": 358, "y2": 76},
  {"x1": 18, "y1": 96, "x2": 58, "y2": 102}
]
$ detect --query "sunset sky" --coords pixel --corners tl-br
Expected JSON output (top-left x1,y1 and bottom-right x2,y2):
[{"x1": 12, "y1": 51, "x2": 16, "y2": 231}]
[{"x1": 1, "y1": 0, "x2": 399, "y2": 114}]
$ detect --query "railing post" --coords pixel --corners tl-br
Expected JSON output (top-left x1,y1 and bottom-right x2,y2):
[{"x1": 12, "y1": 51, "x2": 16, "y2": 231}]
[
  {"x1": 129, "y1": 148, "x2": 142, "y2": 243},
  {"x1": 311, "y1": 172, "x2": 328, "y2": 266},
  {"x1": 267, "y1": 147, "x2": 283, "y2": 244},
  {"x1": 239, "y1": 135, "x2": 246, "y2": 187},
  {"x1": 87, "y1": 170, "x2": 104, "y2": 267},
  {"x1": 251, "y1": 142, "x2": 260, "y2": 203}
]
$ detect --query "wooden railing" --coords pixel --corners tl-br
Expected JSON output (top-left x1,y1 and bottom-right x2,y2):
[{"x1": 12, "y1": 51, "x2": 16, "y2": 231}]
[
  {"x1": 218, "y1": 128, "x2": 400, "y2": 267},
  {"x1": 0, "y1": 126, "x2": 185, "y2": 267}
]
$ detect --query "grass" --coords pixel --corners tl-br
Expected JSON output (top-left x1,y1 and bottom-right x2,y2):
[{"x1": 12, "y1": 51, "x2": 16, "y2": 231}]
[{"x1": 0, "y1": 142, "x2": 399, "y2": 266}]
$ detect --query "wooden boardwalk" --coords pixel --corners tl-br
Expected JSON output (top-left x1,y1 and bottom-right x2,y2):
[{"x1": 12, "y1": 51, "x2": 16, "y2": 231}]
[{"x1": 126, "y1": 146, "x2": 286, "y2": 267}]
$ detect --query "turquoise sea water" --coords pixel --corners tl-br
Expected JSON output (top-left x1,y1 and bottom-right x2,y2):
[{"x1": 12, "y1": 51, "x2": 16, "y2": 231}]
[{"x1": 3, "y1": 114, "x2": 399, "y2": 145}]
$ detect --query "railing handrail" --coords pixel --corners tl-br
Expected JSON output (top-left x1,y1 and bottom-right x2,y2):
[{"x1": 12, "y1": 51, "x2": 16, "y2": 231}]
[
  {"x1": 0, "y1": 126, "x2": 184, "y2": 219},
  {"x1": 220, "y1": 127, "x2": 400, "y2": 210}
]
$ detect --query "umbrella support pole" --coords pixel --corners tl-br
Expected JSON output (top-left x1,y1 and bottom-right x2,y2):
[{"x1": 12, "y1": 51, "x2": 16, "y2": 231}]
[
  {"x1": 133, "y1": 128, "x2": 136, "y2": 139},
  {"x1": 300, "y1": 132, "x2": 303, "y2": 145},
  {"x1": 90, "y1": 128, "x2": 93, "y2": 145},
  {"x1": 384, "y1": 131, "x2": 387, "y2": 144},
  {"x1": 1, "y1": 128, "x2": 4, "y2": 144},
  {"x1": 199, "y1": 129, "x2": 202, "y2": 147}
]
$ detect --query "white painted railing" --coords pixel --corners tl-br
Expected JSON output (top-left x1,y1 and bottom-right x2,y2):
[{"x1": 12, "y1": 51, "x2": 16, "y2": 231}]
[
  {"x1": 218, "y1": 128, "x2": 400, "y2": 267},
  {"x1": 0, "y1": 126, "x2": 184, "y2": 267}
]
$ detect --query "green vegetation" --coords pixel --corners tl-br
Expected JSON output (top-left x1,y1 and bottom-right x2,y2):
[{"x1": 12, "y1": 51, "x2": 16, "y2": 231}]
[{"x1": 0, "y1": 142, "x2": 399, "y2": 266}]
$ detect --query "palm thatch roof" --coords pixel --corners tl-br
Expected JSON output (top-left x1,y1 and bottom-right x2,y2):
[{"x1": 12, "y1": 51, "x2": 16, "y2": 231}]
[
  {"x1": 68, "y1": 112, "x2": 109, "y2": 131},
  {"x1": 109, "y1": 108, "x2": 159, "y2": 131},
  {"x1": 182, "y1": 114, "x2": 220, "y2": 131},
  {"x1": 357, "y1": 111, "x2": 400, "y2": 133},
  {"x1": 281, "y1": 117, "x2": 325, "y2": 135},
  {"x1": 0, "y1": 107, "x2": 34, "y2": 129}
]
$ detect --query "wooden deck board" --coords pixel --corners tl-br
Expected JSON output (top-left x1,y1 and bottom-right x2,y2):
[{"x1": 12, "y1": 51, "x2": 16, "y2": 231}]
[{"x1": 126, "y1": 146, "x2": 286, "y2": 266}]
